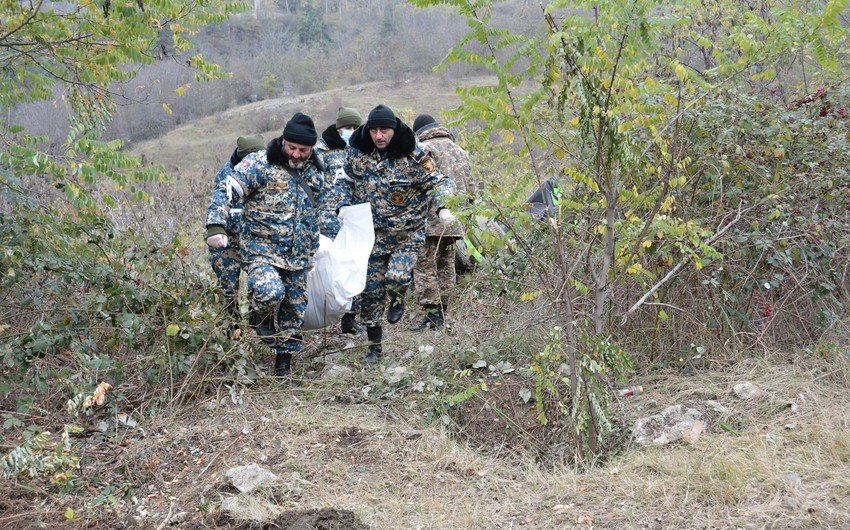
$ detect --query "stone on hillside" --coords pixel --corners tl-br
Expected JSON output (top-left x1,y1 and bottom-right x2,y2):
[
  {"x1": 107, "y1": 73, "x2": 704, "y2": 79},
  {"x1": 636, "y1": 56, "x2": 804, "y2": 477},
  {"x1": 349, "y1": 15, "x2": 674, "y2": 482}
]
[
  {"x1": 226, "y1": 463, "x2": 279, "y2": 494},
  {"x1": 732, "y1": 381, "x2": 762, "y2": 400},
  {"x1": 322, "y1": 363, "x2": 353, "y2": 379},
  {"x1": 632, "y1": 404, "x2": 703, "y2": 446}
]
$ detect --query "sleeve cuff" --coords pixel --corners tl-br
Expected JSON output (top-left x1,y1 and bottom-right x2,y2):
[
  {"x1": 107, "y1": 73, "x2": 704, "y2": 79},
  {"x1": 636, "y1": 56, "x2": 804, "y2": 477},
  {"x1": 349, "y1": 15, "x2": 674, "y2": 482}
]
[{"x1": 204, "y1": 225, "x2": 226, "y2": 238}]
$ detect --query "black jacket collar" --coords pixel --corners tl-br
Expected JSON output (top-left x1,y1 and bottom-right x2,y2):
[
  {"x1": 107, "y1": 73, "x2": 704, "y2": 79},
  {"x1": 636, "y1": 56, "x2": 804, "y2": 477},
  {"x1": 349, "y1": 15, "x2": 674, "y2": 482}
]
[
  {"x1": 229, "y1": 148, "x2": 241, "y2": 167},
  {"x1": 321, "y1": 125, "x2": 347, "y2": 150},
  {"x1": 266, "y1": 135, "x2": 324, "y2": 172},
  {"x1": 349, "y1": 118, "x2": 416, "y2": 158}
]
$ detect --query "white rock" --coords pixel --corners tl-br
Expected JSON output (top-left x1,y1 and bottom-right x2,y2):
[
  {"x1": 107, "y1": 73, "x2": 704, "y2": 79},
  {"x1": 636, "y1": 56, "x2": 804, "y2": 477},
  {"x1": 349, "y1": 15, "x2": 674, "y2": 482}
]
[
  {"x1": 220, "y1": 495, "x2": 281, "y2": 523},
  {"x1": 632, "y1": 404, "x2": 704, "y2": 446},
  {"x1": 322, "y1": 364, "x2": 353, "y2": 379},
  {"x1": 704, "y1": 400, "x2": 728, "y2": 414},
  {"x1": 732, "y1": 381, "x2": 762, "y2": 400},
  {"x1": 225, "y1": 464, "x2": 279, "y2": 494}
]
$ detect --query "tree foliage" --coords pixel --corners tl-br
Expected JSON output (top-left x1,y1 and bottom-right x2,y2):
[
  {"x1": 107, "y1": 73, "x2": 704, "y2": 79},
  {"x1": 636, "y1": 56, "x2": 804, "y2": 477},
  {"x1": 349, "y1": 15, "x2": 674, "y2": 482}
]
[
  {"x1": 0, "y1": 0, "x2": 251, "y2": 474},
  {"x1": 412, "y1": 0, "x2": 850, "y2": 461},
  {"x1": 0, "y1": 0, "x2": 247, "y2": 206}
]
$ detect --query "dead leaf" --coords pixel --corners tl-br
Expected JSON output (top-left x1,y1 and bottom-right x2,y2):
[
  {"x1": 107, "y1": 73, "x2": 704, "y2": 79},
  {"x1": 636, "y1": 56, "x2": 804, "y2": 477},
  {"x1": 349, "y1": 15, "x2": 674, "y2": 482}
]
[
  {"x1": 92, "y1": 381, "x2": 112, "y2": 406},
  {"x1": 682, "y1": 420, "x2": 705, "y2": 444}
]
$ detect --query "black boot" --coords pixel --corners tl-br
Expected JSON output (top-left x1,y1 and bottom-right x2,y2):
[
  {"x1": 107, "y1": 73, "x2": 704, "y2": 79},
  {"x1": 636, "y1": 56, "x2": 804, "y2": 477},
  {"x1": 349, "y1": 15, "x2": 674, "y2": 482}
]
[
  {"x1": 362, "y1": 325, "x2": 382, "y2": 363},
  {"x1": 386, "y1": 293, "x2": 405, "y2": 324},
  {"x1": 274, "y1": 352, "x2": 292, "y2": 376},
  {"x1": 340, "y1": 311, "x2": 365, "y2": 334},
  {"x1": 430, "y1": 305, "x2": 445, "y2": 328},
  {"x1": 409, "y1": 304, "x2": 443, "y2": 331}
]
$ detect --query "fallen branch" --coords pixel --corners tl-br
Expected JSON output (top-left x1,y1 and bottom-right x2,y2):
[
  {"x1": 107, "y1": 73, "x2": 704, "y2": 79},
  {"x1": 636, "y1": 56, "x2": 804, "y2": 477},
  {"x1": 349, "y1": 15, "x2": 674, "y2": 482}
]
[
  {"x1": 0, "y1": 509, "x2": 63, "y2": 525},
  {"x1": 625, "y1": 201, "x2": 746, "y2": 318}
]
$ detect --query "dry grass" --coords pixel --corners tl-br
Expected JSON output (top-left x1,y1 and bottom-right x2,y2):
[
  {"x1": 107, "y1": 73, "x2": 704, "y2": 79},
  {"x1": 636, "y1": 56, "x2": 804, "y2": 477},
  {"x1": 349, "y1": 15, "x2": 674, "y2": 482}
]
[
  {"x1": 12, "y1": 340, "x2": 839, "y2": 529},
  {"x1": 129, "y1": 74, "x2": 493, "y2": 175}
]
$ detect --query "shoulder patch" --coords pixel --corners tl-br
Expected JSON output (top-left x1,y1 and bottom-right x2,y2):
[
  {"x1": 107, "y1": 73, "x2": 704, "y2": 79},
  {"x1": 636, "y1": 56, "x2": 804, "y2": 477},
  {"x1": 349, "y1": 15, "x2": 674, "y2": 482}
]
[{"x1": 421, "y1": 156, "x2": 436, "y2": 173}]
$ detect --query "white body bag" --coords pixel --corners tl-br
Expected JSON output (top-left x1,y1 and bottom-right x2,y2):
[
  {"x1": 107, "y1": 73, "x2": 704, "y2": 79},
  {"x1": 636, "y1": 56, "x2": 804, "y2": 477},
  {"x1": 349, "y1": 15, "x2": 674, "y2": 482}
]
[{"x1": 302, "y1": 203, "x2": 374, "y2": 330}]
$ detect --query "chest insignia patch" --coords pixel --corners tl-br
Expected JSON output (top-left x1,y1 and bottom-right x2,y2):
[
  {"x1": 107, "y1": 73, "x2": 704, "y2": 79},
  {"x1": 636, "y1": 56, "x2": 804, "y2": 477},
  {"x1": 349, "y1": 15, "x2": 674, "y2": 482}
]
[{"x1": 390, "y1": 191, "x2": 406, "y2": 205}]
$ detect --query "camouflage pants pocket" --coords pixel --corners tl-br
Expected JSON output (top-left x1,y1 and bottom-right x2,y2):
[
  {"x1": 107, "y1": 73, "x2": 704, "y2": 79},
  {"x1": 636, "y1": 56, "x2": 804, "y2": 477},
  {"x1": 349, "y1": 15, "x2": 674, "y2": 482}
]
[{"x1": 246, "y1": 263, "x2": 307, "y2": 353}]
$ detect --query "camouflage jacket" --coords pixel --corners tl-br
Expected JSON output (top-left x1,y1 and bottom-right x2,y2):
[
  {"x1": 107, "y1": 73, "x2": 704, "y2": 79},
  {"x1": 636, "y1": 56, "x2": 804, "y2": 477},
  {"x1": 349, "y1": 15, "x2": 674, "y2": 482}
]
[
  {"x1": 417, "y1": 125, "x2": 474, "y2": 238},
  {"x1": 205, "y1": 154, "x2": 244, "y2": 239},
  {"x1": 339, "y1": 120, "x2": 455, "y2": 252},
  {"x1": 314, "y1": 125, "x2": 350, "y2": 236},
  {"x1": 206, "y1": 137, "x2": 324, "y2": 271}
]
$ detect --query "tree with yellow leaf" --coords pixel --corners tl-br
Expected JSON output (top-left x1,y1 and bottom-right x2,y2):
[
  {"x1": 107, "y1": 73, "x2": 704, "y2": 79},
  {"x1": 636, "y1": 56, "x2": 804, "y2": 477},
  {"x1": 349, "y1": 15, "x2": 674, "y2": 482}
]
[{"x1": 410, "y1": 0, "x2": 850, "y2": 462}]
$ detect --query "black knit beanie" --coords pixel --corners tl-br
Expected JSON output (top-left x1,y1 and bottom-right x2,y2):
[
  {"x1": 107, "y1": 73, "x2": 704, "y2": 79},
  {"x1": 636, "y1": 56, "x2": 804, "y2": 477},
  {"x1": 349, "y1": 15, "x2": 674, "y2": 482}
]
[
  {"x1": 366, "y1": 104, "x2": 397, "y2": 129},
  {"x1": 283, "y1": 112, "x2": 318, "y2": 146},
  {"x1": 412, "y1": 114, "x2": 437, "y2": 134}
]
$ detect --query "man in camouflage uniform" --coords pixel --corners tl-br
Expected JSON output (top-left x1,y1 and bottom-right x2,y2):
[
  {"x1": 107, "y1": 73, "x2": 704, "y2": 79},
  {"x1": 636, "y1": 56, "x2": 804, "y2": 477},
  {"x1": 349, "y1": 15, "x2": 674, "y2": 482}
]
[
  {"x1": 338, "y1": 104, "x2": 456, "y2": 363},
  {"x1": 205, "y1": 113, "x2": 325, "y2": 376},
  {"x1": 205, "y1": 134, "x2": 265, "y2": 323},
  {"x1": 410, "y1": 114, "x2": 475, "y2": 330},
  {"x1": 315, "y1": 107, "x2": 366, "y2": 334}
]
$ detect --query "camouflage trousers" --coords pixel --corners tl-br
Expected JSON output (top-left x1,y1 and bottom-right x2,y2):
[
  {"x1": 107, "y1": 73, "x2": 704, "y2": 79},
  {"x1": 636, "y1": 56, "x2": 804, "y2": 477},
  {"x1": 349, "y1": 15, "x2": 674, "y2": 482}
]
[
  {"x1": 246, "y1": 263, "x2": 308, "y2": 355},
  {"x1": 209, "y1": 244, "x2": 241, "y2": 317},
  {"x1": 413, "y1": 235, "x2": 459, "y2": 307},
  {"x1": 361, "y1": 237, "x2": 422, "y2": 326}
]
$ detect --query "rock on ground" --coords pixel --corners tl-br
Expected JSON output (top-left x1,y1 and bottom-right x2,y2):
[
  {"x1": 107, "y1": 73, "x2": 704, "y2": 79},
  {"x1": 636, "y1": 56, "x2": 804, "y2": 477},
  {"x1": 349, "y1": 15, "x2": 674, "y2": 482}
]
[
  {"x1": 732, "y1": 381, "x2": 762, "y2": 400},
  {"x1": 632, "y1": 404, "x2": 703, "y2": 446},
  {"x1": 220, "y1": 495, "x2": 282, "y2": 525},
  {"x1": 226, "y1": 463, "x2": 279, "y2": 494}
]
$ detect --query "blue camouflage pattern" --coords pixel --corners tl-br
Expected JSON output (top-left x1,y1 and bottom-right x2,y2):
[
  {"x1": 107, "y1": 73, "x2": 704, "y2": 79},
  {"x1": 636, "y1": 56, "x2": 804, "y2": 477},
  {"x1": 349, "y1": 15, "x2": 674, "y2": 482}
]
[
  {"x1": 207, "y1": 149, "x2": 322, "y2": 271},
  {"x1": 315, "y1": 139, "x2": 348, "y2": 237},
  {"x1": 339, "y1": 145, "x2": 454, "y2": 254},
  {"x1": 206, "y1": 160, "x2": 247, "y2": 239},
  {"x1": 247, "y1": 264, "x2": 307, "y2": 355},
  {"x1": 206, "y1": 160, "x2": 244, "y2": 313},
  {"x1": 206, "y1": 139, "x2": 325, "y2": 359},
  {"x1": 209, "y1": 246, "x2": 241, "y2": 311},
  {"x1": 338, "y1": 128, "x2": 455, "y2": 325},
  {"x1": 360, "y1": 238, "x2": 420, "y2": 325}
]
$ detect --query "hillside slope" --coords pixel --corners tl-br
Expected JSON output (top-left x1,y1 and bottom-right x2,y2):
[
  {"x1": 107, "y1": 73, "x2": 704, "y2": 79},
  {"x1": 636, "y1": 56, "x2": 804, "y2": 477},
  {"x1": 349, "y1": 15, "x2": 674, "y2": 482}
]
[
  {"x1": 2, "y1": 350, "x2": 848, "y2": 528},
  {"x1": 130, "y1": 75, "x2": 487, "y2": 175}
]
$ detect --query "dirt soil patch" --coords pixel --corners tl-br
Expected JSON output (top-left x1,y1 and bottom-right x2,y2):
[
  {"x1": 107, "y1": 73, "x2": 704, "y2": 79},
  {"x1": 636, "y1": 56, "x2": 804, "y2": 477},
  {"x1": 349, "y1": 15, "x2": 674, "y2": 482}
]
[
  {"x1": 454, "y1": 373, "x2": 554, "y2": 457},
  {"x1": 212, "y1": 507, "x2": 368, "y2": 529},
  {"x1": 0, "y1": 481, "x2": 74, "y2": 530}
]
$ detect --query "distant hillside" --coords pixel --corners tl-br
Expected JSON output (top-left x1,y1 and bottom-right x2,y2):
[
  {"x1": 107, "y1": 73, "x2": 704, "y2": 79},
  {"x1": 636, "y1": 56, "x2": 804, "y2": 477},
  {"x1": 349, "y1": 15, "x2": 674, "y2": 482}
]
[
  {"x1": 127, "y1": 74, "x2": 492, "y2": 239},
  {"x1": 130, "y1": 74, "x2": 489, "y2": 176}
]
